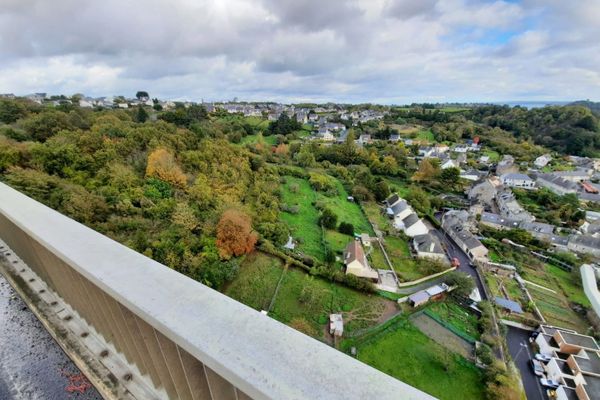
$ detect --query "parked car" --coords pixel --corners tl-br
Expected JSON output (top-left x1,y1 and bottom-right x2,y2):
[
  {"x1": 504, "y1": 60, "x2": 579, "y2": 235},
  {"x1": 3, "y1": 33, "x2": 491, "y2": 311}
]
[
  {"x1": 539, "y1": 378, "x2": 560, "y2": 389},
  {"x1": 451, "y1": 257, "x2": 461, "y2": 267},
  {"x1": 530, "y1": 359, "x2": 545, "y2": 377},
  {"x1": 535, "y1": 353, "x2": 552, "y2": 363}
]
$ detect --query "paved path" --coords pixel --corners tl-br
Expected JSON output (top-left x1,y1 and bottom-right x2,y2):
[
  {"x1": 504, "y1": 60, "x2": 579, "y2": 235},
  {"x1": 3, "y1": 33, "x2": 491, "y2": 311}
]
[
  {"x1": 0, "y1": 274, "x2": 101, "y2": 400},
  {"x1": 506, "y1": 326, "x2": 548, "y2": 400}
]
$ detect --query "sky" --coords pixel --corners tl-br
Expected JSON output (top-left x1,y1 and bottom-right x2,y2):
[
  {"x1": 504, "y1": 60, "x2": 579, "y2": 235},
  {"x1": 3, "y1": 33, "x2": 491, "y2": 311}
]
[{"x1": 1, "y1": 0, "x2": 599, "y2": 104}]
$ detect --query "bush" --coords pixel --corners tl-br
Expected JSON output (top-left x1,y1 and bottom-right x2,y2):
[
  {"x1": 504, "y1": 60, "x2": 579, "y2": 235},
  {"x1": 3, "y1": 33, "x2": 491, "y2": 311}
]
[
  {"x1": 338, "y1": 222, "x2": 355, "y2": 236},
  {"x1": 319, "y1": 207, "x2": 337, "y2": 229}
]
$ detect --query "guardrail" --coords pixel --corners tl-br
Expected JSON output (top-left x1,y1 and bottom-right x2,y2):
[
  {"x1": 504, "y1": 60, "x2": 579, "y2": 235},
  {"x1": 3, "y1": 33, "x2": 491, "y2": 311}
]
[{"x1": 0, "y1": 182, "x2": 433, "y2": 400}]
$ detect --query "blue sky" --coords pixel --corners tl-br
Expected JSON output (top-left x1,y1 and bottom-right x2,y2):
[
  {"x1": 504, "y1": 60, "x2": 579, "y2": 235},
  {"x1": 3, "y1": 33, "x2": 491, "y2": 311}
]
[{"x1": 0, "y1": 0, "x2": 599, "y2": 104}]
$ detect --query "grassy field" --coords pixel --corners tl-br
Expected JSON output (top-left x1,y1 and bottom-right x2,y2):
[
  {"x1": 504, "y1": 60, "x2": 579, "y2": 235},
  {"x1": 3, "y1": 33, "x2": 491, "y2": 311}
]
[
  {"x1": 280, "y1": 176, "x2": 326, "y2": 261},
  {"x1": 325, "y1": 229, "x2": 352, "y2": 255},
  {"x1": 482, "y1": 149, "x2": 501, "y2": 162},
  {"x1": 426, "y1": 301, "x2": 481, "y2": 340},
  {"x1": 240, "y1": 132, "x2": 278, "y2": 146},
  {"x1": 362, "y1": 201, "x2": 391, "y2": 232},
  {"x1": 224, "y1": 252, "x2": 285, "y2": 311},
  {"x1": 367, "y1": 243, "x2": 388, "y2": 270},
  {"x1": 315, "y1": 179, "x2": 373, "y2": 235},
  {"x1": 346, "y1": 317, "x2": 485, "y2": 400},
  {"x1": 269, "y1": 264, "x2": 390, "y2": 335},
  {"x1": 416, "y1": 129, "x2": 435, "y2": 142},
  {"x1": 521, "y1": 264, "x2": 590, "y2": 306}
]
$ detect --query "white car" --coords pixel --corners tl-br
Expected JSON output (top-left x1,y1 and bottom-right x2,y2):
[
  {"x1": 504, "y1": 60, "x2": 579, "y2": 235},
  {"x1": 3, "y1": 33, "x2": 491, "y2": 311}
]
[
  {"x1": 530, "y1": 360, "x2": 545, "y2": 377},
  {"x1": 535, "y1": 353, "x2": 552, "y2": 363},
  {"x1": 539, "y1": 378, "x2": 560, "y2": 389}
]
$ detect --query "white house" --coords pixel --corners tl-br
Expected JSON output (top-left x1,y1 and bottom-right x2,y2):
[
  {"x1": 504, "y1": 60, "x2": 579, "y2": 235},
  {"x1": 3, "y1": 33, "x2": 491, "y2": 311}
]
[
  {"x1": 441, "y1": 159, "x2": 460, "y2": 170},
  {"x1": 413, "y1": 233, "x2": 449, "y2": 264},
  {"x1": 395, "y1": 212, "x2": 429, "y2": 237},
  {"x1": 534, "y1": 154, "x2": 552, "y2": 168},
  {"x1": 500, "y1": 173, "x2": 536, "y2": 189}
]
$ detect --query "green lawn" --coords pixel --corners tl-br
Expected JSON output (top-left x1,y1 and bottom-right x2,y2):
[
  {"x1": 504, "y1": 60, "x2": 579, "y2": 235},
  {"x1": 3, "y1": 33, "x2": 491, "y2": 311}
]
[
  {"x1": 224, "y1": 252, "x2": 285, "y2": 311},
  {"x1": 362, "y1": 201, "x2": 391, "y2": 232},
  {"x1": 280, "y1": 176, "x2": 326, "y2": 261},
  {"x1": 426, "y1": 301, "x2": 481, "y2": 340},
  {"x1": 240, "y1": 132, "x2": 277, "y2": 146},
  {"x1": 482, "y1": 149, "x2": 500, "y2": 162},
  {"x1": 348, "y1": 318, "x2": 485, "y2": 400},
  {"x1": 270, "y1": 266, "x2": 389, "y2": 335},
  {"x1": 416, "y1": 129, "x2": 435, "y2": 142},
  {"x1": 367, "y1": 244, "x2": 389, "y2": 270},
  {"x1": 325, "y1": 229, "x2": 353, "y2": 255}
]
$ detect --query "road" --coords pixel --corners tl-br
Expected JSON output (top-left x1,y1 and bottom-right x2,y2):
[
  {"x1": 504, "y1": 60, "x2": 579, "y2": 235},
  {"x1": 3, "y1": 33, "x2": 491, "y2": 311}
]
[
  {"x1": 431, "y1": 228, "x2": 488, "y2": 300},
  {"x1": 0, "y1": 274, "x2": 101, "y2": 400},
  {"x1": 506, "y1": 326, "x2": 548, "y2": 400}
]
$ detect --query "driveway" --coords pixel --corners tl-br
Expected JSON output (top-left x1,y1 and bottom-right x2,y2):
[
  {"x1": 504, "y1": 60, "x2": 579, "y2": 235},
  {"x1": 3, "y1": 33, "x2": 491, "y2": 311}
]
[{"x1": 506, "y1": 326, "x2": 548, "y2": 400}]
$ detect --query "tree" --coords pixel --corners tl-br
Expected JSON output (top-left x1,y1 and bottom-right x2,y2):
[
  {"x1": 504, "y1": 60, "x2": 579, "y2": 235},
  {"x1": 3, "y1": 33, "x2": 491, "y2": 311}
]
[
  {"x1": 440, "y1": 167, "x2": 460, "y2": 185},
  {"x1": 172, "y1": 202, "x2": 198, "y2": 231},
  {"x1": 444, "y1": 271, "x2": 475, "y2": 298},
  {"x1": 412, "y1": 158, "x2": 439, "y2": 183},
  {"x1": 216, "y1": 209, "x2": 258, "y2": 259},
  {"x1": 146, "y1": 148, "x2": 187, "y2": 187},
  {"x1": 319, "y1": 207, "x2": 337, "y2": 229},
  {"x1": 0, "y1": 99, "x2": 28, "y2": 124},
  {"x1": 136, "y1": 105, "x2": 148, "y2": 123},
  {"x1": 338, "y1": 222, "x2": 354, "y2": 236},
  {"x1": 136, "y1": 91, "x2": 149, "y2": 101},
  {"x1": 372, "y1": 180, "x2": 390, "y2": 202}
]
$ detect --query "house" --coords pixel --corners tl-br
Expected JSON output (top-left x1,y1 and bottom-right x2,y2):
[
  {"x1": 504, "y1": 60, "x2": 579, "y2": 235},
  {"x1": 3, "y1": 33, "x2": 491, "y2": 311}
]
[
  {"x1": 418, "y1": 147, "x2": 435, "y2": 158},
  {"x1": 480, "y1": 212, "x2": 520, "y2": 230},
  {"x1": 386, "y1": 199, "x2": 411, "y2": 220},
  {"x1": 329, "y1": 314, "x2": 344, "y2": 337},
  {"x1": 295, "y1": 112, "x2": 308, "y2": 124},
  {"x1": 536, "y1": 173, "x2": 579, "y2": 195},
  {"x1": 496, "y1": 155, "x2": 518, "y2": 176},
  {"x1": 534, "y1": 154, "x2": 552, "y2": 168},
  {"x1": 395, "y1": 212, "x2": 429, "y2": 237},
  {"x1": 500, "y1": 173, "x2": 536, "y2": 189},
  {"x1": 554, "y1": 170, "x2": 592, "y2": 182},
  {"x1": 533, "y1": 325, "x2": 600, "y2": 400},
  {"x1": 389, "y1": 134, "x2": 401, "y2": 142},
  {"x1": 442, "y1": 213, "x2": 488, "y2": 260},
  {"x1": 357, "y1": 134, "x2": 372, "y2": 145},
  {"x1": 413, "y1": 234, "x2": 449, "y2": 264},
  {"x1": 496, "y1": 190, "x2": 535, "y2": 222},
  {"x1": 460, "y1": 169, "x2": 486, "y2": 181},
  {"x1": 440, "y1": 159, "x2": 460, "y2": 170},
  {"x1": 343, "y1": 240, "x2": 379, "y2": 280},
  {"x1": 385, "y1": 193, "x2": 400, "y2": 207},
  {"x1": 520, "y1": 221, "x2": 555, "y2": 241},
  {"x1": 478, "y1": 155, "x2": 490, "y2": 164},
  {"x1": 567, "y1": 235, "x2": 600, "y2": 258},
  {"x1": 468, "y1": 179, "x2": 497, "y2": 207}
]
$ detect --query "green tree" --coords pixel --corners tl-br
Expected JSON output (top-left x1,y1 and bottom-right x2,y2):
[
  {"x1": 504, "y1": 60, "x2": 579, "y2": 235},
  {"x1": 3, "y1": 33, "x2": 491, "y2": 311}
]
[
  {"x1": 444, "y1": 271, "x2": 475, "y2": 298},
  {"x1": 338, "y1": 222, "x2": 355, "y2": 236},
  {"x1": 319, "y1": 207, "x2": 337, "y2": 229},
  {"x1": 136, "y1": 105, "x2": 149, "y2": 123}
]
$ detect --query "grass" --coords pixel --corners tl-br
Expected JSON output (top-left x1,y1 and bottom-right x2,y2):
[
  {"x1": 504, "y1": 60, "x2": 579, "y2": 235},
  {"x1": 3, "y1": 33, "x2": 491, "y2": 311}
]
[
  {"x1": 280, "y1": 176, "x2": 326, "y2": 261},
  {"x1": 346, "y1": 317, "x2": 485, "y2": 400},
  {"x1": 527, "y1": 283, "x2": 590, "y2": 332},
  {"x1": 426, "y1": 301, "x2": 481, "y2": 340},
  {"x1": 325, "y1": 229, "x2": 353, "y2": 255},
  {"x1": 270, "y1": 265, "x2": 389, "y2": 335},
  {"x1": 367, "y1": 244, "x2": 388, "y2": 270},
  {"x1": 482, "y1": 150, "x2": 500, "y2": 162},
  {"x1": 224, "y1": 252, "x2": 285, "y2": 311},
  {"x1": 416, "y1": 129, "x2": 435, "y2": 142},
  {"x1": 240, "y1": 132, "x2": 277, "y2": 146},
  {"x1": 315, "y1": 179, "x2": 374, "y2": 235},
  {"x1": 362, "y1": 201, "x2": 391, "y2": 231}
]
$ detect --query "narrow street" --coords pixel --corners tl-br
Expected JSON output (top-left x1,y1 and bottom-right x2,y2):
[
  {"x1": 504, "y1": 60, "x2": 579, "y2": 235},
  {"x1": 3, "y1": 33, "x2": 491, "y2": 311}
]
[
  {"x1": 506, "y1": 327, "x2": 548, "y2": 400},
  {"x1": 0, "y1": 274, "x2": 101, "y2": 400}
]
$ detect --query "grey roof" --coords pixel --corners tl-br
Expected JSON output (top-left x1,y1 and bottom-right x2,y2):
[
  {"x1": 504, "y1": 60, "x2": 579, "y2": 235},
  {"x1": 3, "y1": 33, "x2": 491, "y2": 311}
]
[
  {"x1": 408, "y1": 291, "x2": 430, "y2": 304},
  {"x1": 494, "y1": 297, "x2": 523, "y2": 313},
  {"x1": 402, "y1": 213, "x2": 420, "y2": 228},
  {"x1": 385, "y1": 193, "x2": 400, "y2": 207},
  {"x1": 536, "y1": 173, "x2": 579, "y2": 191},
  {"x1": 554, "y1": 170, "x2": 591, "y2": 178},
  {"x1": 389, "y1": 200, "x2": 409, "y2": 216},
  {"x1": 501, "y1": 173, "x2": 533, "y2": 181},
  {"x1": 413, "y1": 233, "x2": 444, "y2": 254},
  {"x1": 569, "y1": 234, "x2": 600, "y2": 249},
  {"x1": 520, "y1": 221, "x2": 555, "y2": 235},
  {"x1": 481, "y1": 212, "x2": 520, "y2": 229}
]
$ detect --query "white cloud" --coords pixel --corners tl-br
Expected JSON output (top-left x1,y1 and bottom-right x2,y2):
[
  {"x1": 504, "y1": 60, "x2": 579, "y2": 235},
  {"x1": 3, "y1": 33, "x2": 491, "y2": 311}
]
[{"x1": 0, "y1": 0, "x2": 598, "y2": 102}]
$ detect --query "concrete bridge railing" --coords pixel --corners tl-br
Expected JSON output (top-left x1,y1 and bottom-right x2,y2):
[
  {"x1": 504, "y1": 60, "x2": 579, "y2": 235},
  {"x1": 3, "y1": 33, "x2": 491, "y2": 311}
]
[{"x1": 0, "y1": 182, "x2": 433, "y2": 400}]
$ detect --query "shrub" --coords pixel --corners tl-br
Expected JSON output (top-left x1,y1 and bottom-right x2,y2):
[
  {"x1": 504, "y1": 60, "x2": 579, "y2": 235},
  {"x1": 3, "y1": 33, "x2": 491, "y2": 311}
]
[{"x1": 338, "y1": 222, "x2": 355, "y2": 236}]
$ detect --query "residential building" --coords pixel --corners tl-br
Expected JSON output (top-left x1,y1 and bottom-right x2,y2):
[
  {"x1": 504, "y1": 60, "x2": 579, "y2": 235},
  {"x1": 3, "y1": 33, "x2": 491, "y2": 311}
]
[
  {"x1": 500, "y1": 173, "x2": 536, "y2": 189},
  {"x1": 395, "y1": 212, "x2": 429, "y2": 237},
  {"x1": 496, "y1": 190, "x2": 535, "y2": 222},
  {"x1": 496, "y1": 155, "x2": 518, "y2": 176},
  {"x1": 442, "y1": 213, "x2": 488, "y2": 260},
  {"x1": 555, "y1": 170, "x2": 592, "y2": 182},
  {"x1": 460, "y1": 169, "x2": 486, "y2": 181},
  {"x1": 536, "y1": 173, "x2": 579, "y2": 195},
  {"x1": 567, "y1": 235, "x2": 600, "y2": 258},
  {"x1": 468, "y1": 179, "x2": 497, "y2": 208},
  {"x1": 441, "y1": 159, "x2": 460, "y2": 170},
  {"x1": 534, "y1": 325, "x2": 600, "y2": 400},
  {"x1": 494, "y1": 297, "x2": 523, "y2": 314},
  {"x1": 480, "y1": 212, "x2": 520, "y2": 230},
  {"x1": 534, "y1": 154, "x2": 552, "y2": 168},
  {"x1": 343, "y1": 240, "x2": 379, "y2": 280},
  {"x1": 520, "y1": 221, "x2": 555, "y2": 241},
  {"x1": 357, "y1": 134, "x2": 372, "y2": 145},
  {"x1": 413, "y1": 233, "x2": 449, "y2": 264}
]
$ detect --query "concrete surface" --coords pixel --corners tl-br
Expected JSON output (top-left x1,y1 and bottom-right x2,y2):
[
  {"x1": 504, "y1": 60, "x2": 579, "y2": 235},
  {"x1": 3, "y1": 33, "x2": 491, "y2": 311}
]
[
  {"x1": 0, "y1": 274, "x2": 102, "y2": 400},
  {"x1": 505, "y1": 326, "x2": 548, "y2": 400}
]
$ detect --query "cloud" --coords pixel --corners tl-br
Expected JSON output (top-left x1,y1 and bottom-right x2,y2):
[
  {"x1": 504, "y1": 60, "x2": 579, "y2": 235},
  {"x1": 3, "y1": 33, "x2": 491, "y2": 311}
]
[{"x1": 0, "y1": 0, "x2": 598, "y2": 102}]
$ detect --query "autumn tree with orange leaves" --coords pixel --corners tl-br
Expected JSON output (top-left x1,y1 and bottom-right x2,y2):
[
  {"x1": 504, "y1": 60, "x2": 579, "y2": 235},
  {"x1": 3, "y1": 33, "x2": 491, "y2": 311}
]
[
  {"x1": 145, "y1": 148, "x2": 187, "y2": 187},
  {"x1": 216, "y1": 209, "x2": 258, "y2": 259}
]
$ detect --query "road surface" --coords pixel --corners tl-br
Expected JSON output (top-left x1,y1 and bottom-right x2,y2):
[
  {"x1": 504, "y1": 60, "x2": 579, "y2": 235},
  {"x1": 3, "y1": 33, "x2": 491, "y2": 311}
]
[
  {"x1": 506, "y1": 326, "x2": 548, "y2": 400},
  {"x1": 0, "y1": 274, "x2": 101, "y2": 400}
]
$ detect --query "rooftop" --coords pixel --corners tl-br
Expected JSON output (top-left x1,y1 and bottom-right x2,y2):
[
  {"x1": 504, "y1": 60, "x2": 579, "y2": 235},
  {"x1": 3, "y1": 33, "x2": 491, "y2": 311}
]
[
  {"x1": 560, "y1": 331, "x2": 600, "y2": 351},
  {"x1": 494, "y1": 296, "x2": 523, "y2": 313}
]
